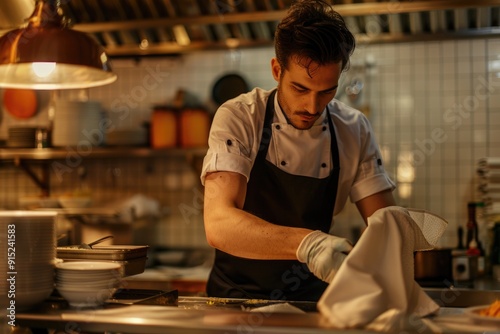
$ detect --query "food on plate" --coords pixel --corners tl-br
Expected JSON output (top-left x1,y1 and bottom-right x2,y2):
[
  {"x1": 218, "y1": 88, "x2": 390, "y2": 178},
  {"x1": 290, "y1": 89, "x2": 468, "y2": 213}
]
[
  {"x1": 206, "y1": 297, "x2": 229, "y2": 305},
  {"x1": 479, "y1": 300, "x2": 500, "y2": 318}
]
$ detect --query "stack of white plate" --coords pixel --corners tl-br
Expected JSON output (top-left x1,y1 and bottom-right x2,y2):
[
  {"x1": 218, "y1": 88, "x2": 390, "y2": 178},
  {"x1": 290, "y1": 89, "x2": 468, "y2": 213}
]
[
  {"x1": 52, "y1": 100, "x2": 105, "y2": 147},
  {"x1": 55, "y1": 261, "x2": 121, "y2": 308},
  {"x1": 0, "y1": 211, "x2": 57, "y2": 311}
]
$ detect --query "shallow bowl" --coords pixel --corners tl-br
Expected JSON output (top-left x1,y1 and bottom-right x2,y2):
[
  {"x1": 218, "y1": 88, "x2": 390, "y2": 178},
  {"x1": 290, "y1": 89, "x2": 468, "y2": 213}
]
[{"x1": 57, "y1": 286, "x2": 116, "y2": 308}]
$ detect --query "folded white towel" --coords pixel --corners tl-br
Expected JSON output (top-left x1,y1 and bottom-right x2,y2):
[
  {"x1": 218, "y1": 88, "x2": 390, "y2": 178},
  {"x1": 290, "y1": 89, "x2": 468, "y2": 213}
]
[
  {"x1": 479, "y1": 183, "x2": 500, "y2": 193},
  {"x1": 483, "y1": 193, "x2": 500, "y2": 201},
  {"x1": 479, "y1": 182, "x2": 500, "y2": 194},
  {"x1": 486, "y1": 202, "x2": 500, "y2": 212},
  {"x1": 478, "y1": 170, "x2": 500, "y2": 182},
  {"x1": 484, "y1": 206, "x2": 500, "y2": 216},
  {"x1": 478, "y1": 157, "x2": 500, "y2": 169},
  {"x1": 318, "y1": 206, "x2": 447, "y2": 332}
]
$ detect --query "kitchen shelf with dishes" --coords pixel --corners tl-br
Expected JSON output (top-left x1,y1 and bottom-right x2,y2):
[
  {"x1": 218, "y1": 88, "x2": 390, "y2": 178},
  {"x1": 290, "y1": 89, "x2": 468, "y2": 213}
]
[{"x1": 0, "y1": 146, "x2": 207, "y2": 196}]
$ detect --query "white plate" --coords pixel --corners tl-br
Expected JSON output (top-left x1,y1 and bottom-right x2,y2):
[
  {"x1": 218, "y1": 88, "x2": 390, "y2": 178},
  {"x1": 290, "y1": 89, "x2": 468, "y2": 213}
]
[
  {"x1": 56, "y1": 261, "x2": 121, "y2": 271},
  {"x1": 464, "y1": 304, "x2": 500, "y2": 326},
  {"x1": 15, "y1": 287, "x2": 54, "y2": 311},
  {"x1": 56, "y1": 269, "x2": 118, "y2": 276}
]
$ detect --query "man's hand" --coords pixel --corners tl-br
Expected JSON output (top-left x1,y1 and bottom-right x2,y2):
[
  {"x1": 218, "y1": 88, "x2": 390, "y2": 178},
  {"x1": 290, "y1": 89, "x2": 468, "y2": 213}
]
[{"x1": 296, "y1": 230, "x2": 353, "y2": 283}]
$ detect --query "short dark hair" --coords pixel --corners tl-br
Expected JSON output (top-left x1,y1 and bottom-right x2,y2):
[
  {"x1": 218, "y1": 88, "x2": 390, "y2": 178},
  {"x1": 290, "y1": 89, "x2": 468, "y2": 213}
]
[{"x1": 275, "y1": 0, "x2": 355, "y2": 75}]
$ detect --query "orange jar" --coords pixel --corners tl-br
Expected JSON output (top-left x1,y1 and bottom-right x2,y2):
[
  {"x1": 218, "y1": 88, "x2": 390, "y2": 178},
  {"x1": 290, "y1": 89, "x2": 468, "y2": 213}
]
[
  {"x1": 178, "y1": 108, "x2": 210, "y2": 148},
  {"x1": 150, "y1": 108, "x2": 178, "y2": 148}
]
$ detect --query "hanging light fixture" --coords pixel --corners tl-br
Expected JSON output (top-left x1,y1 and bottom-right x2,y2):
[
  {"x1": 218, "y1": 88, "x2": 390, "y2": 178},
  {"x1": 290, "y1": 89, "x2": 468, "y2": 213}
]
[{"x1": 0, "y1": 0, "x2": 117, "y2": 90}]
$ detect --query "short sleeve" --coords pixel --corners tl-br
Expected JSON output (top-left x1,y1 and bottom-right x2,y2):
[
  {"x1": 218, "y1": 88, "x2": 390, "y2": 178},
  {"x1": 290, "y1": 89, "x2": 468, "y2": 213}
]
[
  {"x1": 347, "y1": 112, "x2": 395, "y2": 202},
  {"x1": 350, "y1": 155, "x2": 396, "y2": 202},
  {"x1": 200, "y1": 89, "x2": 269, "y2": 185}
]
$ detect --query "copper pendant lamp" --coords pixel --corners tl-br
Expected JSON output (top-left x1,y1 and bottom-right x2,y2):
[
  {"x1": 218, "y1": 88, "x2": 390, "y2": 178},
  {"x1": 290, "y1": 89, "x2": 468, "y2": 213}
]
[{"x1": 0, "y1": 0, "x2": 117, "y2": 90}]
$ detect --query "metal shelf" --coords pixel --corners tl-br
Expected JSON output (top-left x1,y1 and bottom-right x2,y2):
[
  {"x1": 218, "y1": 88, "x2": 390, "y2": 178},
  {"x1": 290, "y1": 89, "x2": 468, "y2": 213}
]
[
  {"x1": 0, "y1": 146, "x2": 207, "y2": 196},
  {"x1": 0, "y1": 147, "x2": 208, "y2": 161}
]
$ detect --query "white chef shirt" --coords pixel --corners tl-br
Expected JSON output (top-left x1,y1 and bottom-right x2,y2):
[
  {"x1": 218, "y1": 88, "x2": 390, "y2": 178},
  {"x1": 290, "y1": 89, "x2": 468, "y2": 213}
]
[{"x1": 201, "y1": 87, "x2": 395, "y2": 216}]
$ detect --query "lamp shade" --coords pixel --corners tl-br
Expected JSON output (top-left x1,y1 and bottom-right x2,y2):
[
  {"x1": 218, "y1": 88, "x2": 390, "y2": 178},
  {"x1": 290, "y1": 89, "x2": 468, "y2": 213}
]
[{"x1": 0, "y1": 0, "x2": 117, "y2": 90}]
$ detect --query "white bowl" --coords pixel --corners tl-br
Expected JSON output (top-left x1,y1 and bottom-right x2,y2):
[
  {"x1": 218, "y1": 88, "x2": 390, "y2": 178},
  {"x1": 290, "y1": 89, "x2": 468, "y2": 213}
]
[
  {"x1": 57, "y1": 286, "x2": 116, "y2": 308},
  {"x1": 56, "y1": 276, "x2": 120, "y2": 288},
  {"x1": 57, "y1": 281, "x2": 120, "y2": 291},
  {"x1": 57, "y1": 283, "x2": 118, "y2": 291}
]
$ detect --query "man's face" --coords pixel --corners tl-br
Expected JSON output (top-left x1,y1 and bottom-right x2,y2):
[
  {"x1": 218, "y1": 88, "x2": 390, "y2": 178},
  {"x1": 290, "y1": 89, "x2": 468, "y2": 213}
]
[{"x1": 271, "y1": 56, "x2": 342, "y2": 130}]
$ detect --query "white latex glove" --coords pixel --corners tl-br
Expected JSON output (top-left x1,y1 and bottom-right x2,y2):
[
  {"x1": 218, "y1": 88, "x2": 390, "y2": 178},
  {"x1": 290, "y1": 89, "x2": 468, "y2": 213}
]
[{"x1": 296, "y1": 230, "x2": 353, "y2": 283}]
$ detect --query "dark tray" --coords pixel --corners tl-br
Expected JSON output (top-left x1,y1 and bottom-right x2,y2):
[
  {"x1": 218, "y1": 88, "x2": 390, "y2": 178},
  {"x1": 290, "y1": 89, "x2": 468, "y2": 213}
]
[
  {"x1": 57, "y1": 245, "x2": 149, "y2": 261},
  {"x1": 108, "y1": 288, "x2": 178, "y2": 306}
]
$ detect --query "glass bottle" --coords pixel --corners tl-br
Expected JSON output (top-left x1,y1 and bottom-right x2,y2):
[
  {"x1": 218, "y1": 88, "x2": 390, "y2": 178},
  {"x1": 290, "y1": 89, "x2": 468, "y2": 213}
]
[
  {"x1": 466, "y1": 202, "x2": 477, "y2": 247},
  {"x1": 492, "y1": 223, "x2": 500, "y2": 280},
  {"x1": 466, "y1": 202, "x2": 485, "y2": 276},
  {"x1": 457, "y1": 226, "x2": 465, "y2": 250},
  {"x1": 475, "y1": 201, "x2": 491, "y2": 275}
]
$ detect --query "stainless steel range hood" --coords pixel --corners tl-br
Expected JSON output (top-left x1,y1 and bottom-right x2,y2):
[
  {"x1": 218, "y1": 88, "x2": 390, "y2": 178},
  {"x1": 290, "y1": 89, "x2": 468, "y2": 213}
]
[{"x1": 1, "y1": 0, "x2": 499, "y2": 57}]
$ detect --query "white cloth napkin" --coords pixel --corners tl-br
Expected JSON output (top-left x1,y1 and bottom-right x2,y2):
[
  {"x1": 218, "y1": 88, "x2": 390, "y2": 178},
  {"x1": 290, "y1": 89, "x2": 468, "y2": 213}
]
[
  {"x1": 478, "y1": 169, "x2": 500, "y2": 181},
  {"x1": 479, "y1": 182, "x2": 500, "y2": 193},
  {"x1": 318, "y1": 206, "x2": 448, "y2": 332},
  {"x1": 478, "y1": 157, "x2": 500, "y2": 169}
]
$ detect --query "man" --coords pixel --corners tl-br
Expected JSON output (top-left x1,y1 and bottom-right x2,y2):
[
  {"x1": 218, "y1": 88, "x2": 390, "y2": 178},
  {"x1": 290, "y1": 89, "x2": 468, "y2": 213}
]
[{"x1": 200, "y1": 0, "x2": 396, "y2": 301}]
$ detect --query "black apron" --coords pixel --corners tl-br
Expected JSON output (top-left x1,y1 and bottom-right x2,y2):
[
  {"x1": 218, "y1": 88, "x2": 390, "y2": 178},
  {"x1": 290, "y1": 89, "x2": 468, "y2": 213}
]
[{"x1": 206, "y1": 90, "x2": 341, "y2": 301}]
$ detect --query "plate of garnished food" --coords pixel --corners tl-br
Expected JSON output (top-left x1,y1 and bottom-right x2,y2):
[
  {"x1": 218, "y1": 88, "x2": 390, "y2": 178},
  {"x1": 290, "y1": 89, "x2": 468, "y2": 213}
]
[{"x1": 464, "y1": 300, "x2": 500, "y2": 326}]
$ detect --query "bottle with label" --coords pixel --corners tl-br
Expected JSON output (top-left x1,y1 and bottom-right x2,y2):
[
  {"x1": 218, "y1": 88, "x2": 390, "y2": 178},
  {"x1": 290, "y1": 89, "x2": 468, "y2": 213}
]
[
  {"x1": 457, "y1": 226, "x2": 465, "y2": 250},
  {"x1": 466, "y1": 202, "x2": 485, "y2": 277},
  {"x1": 475, "y1": 201, "x2": 491, "y2": 275},
  {"x1": 492, "y1": 223, "x2": 500, "y2": 280}
]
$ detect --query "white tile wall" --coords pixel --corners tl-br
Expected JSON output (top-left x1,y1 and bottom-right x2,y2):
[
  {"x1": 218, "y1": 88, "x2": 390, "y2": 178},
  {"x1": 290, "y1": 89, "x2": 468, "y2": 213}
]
[{"x1": 1, "y1": 37, "x2": 500, "y2": 250}]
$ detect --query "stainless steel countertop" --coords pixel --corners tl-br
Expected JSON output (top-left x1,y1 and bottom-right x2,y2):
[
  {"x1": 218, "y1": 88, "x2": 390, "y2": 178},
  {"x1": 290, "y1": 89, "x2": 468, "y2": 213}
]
[
  {"x1": 16, "y1": 302, "x2": 378, "y2": 334},
  {"x1": 423, "y1": 277, "x2": 500, "y2": 308},
  {"x1": 13, "y1": 276, "x2": 500, "y2": 334},
  {"x1": 425, "y1": 287, "x2": 500, "y2": 308},
  {"x1": 15, "y1": 292, "x2": 500, "y2": 334}
]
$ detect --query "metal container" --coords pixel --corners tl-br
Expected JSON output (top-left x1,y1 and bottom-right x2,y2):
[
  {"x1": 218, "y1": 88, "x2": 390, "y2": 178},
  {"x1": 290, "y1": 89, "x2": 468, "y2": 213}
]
[
  {"x1": 414, "y1": 248, "x2": 453, "y2": 286},
  {"x1": 57, "y1": 245, "x2": 149, "y2": 277},
  {"x1": 57, "y1": 245, "x2": 149, "y2": 261}
]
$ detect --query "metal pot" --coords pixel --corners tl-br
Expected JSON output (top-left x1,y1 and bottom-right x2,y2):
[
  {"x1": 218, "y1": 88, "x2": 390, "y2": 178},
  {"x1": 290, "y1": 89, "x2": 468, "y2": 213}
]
[{"x1": 414, "y1": 248, "x2": 453, "y2": 286}]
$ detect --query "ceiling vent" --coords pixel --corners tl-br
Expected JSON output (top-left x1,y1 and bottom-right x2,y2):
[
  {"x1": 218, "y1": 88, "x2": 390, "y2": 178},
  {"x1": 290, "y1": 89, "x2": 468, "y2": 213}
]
[{"x1": 1, "y1": 0, "x2": 499, "y2": 57}]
